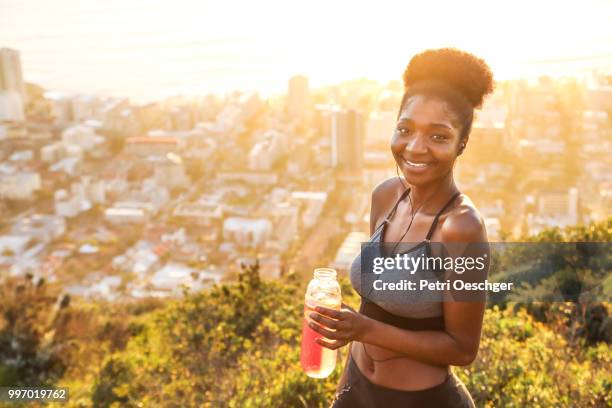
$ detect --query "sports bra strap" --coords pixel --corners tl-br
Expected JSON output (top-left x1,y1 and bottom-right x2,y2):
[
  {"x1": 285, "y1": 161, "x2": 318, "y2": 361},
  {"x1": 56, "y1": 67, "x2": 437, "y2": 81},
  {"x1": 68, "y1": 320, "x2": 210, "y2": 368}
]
[
  {"x1": 384, "y1": 187, "x2": 411, "y2": 224},
  {"x1": 425, "y1": 192, "x2": 461, "y2": 240}
]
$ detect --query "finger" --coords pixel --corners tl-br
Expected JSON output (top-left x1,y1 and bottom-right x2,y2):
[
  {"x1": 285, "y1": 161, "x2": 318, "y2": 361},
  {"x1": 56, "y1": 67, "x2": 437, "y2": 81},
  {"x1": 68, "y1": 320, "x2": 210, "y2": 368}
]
[
  {"x1": 309, "y1": 312, "x2": 338, "y2": 329},
  {"x1": 341, "y1": 302, "x2": 355, "y2": 312},
  {"x1": 308, "y1": 321, "x2": 341, "y2": 339},
  {"x1": 316, "y1": 338, "x2": 348, "y2": 350},
  {"x1": 315, "y1": 306, "x2": 343, "y2": 319}
]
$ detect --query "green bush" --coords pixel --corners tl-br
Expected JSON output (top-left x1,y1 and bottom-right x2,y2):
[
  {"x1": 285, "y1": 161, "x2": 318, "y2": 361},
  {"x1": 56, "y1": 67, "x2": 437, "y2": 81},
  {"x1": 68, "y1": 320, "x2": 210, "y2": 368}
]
[
  {"x1": 2, "y1": 219, "x2": 609, "y2": 407},
  {"x1": 81, "y1": 265, "x2": 610, "y2": 407},
  {"x1": 459, "y1": 307, "x2": 610, "y2": 407}
]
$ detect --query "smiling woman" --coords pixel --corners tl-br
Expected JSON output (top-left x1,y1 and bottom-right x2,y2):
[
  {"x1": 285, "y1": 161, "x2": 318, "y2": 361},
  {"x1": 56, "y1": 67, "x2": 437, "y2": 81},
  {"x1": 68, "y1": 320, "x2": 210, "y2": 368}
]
[{"x1": 308, "y1": 48, "x2": 494, "y2": 408}]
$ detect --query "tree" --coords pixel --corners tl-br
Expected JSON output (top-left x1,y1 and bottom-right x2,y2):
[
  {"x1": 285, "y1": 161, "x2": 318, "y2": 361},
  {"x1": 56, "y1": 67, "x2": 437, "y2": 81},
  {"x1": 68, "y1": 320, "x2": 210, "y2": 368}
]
[{"x1": 0, "y1": 276, "x2": 73, "y2": 386}]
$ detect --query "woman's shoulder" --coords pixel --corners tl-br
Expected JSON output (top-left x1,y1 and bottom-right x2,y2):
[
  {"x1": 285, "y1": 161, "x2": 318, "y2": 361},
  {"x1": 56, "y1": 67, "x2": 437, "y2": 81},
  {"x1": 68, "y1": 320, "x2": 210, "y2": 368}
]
[
  {"x1": 440, "y1": 193, "x2": 488, "y2": 243},
  {"x1": 369, "y1": 177, "x2": 406, "y2": 233},
  {"x1": 371, "y1": 177, "x2": 405, "y2": 213},
  {"x1": 371, "y1": 177, "x2": 406, "y2": 205}
]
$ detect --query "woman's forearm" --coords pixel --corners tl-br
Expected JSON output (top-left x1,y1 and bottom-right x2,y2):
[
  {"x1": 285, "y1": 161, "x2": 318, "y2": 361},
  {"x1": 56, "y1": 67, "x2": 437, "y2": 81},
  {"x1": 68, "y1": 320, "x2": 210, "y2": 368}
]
[{"x1": 360, "y1": 318, "x2": 478, "y2": 367}]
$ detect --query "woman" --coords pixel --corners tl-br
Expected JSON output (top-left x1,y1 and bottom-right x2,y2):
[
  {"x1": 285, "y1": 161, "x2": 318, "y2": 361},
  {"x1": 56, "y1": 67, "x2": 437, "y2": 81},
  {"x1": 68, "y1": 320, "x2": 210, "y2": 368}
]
[{"x1": 308, "y1": 48, "x2": 494, "y2": 407}]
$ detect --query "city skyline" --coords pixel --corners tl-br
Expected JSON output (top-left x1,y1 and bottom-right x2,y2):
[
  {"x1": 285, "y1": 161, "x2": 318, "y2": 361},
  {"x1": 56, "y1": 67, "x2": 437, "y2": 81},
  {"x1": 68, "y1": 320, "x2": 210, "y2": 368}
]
[{"x1": 2, "y1": 0, "x2": 612, "y2": 102}]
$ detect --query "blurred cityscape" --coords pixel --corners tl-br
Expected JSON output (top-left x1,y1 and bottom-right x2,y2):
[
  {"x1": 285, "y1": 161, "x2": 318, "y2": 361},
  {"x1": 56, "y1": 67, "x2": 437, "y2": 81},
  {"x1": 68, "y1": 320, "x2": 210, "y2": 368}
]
[{"x1": 0, "y1": 47, "x2": 610, "y2": 301}]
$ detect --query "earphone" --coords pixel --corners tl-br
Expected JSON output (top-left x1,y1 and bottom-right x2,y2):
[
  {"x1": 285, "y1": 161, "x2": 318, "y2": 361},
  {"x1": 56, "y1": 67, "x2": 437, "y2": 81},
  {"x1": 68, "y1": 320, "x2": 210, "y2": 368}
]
[{"x1": 458, "y1": 142, "x2": 466, "y2": 155}]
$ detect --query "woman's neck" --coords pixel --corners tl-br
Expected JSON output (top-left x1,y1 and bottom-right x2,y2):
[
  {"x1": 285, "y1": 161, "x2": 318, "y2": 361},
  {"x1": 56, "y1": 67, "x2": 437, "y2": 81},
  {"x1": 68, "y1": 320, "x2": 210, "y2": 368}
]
[{"x1": 407, "y1": 173, "x2": 458, "y2": 215}]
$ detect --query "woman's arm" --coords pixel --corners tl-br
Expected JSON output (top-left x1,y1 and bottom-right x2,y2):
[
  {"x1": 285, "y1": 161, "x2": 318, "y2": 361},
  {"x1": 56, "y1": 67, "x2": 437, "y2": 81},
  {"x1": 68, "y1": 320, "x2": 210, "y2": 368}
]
[
  {"x1": 360, "y1": 301, "x2": 484, "y2": 366},
  {"x1": 310, "y1": 207, "x2": 489, "y2": 367},
  {"x1": 312, "y1": 298, "x2": 484, "y2": 366}
]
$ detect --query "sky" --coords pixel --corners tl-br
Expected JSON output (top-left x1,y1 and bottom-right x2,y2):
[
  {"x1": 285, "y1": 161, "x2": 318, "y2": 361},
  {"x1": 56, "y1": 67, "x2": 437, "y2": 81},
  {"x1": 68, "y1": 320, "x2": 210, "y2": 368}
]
[{"x1": 1, "y1": 0, "x2": 611, "y2": 102}]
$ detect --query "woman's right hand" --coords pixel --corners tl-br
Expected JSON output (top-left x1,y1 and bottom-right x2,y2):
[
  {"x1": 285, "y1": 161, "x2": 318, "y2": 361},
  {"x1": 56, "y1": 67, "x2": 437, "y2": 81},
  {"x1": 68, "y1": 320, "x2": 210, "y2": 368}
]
[
  {"x1": 341, "y1": 302, "x2": 356, "y2": 313},
  {"x1": 309, "y1": 302, "x2": 371, "y2": 349}
]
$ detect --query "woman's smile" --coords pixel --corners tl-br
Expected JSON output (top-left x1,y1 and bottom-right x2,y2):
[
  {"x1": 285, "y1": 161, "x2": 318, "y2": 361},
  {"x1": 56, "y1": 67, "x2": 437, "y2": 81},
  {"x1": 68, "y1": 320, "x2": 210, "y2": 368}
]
[{"x1": 401, "y1": 157, "x2": 435, "y2": 171}]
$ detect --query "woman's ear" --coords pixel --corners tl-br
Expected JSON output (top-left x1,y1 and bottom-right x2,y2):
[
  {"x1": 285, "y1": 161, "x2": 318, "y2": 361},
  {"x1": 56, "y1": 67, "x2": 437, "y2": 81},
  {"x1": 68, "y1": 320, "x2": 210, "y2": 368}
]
[{"x1": 457, "y1": 138, "x2": 468, "y2": 156}]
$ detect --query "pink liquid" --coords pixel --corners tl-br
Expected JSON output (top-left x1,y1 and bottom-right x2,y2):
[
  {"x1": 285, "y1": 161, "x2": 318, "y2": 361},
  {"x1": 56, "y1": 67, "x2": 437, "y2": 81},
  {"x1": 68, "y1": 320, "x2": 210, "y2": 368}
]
[{"x1": 300, "y1": 305, "x2": 337, "y2": 378}]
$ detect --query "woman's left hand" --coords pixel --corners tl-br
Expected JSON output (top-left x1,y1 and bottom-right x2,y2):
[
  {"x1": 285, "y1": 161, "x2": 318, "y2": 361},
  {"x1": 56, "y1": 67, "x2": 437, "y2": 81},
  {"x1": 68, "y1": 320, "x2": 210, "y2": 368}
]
[{"x1": 308, "y1": 303, "x2": 371, "y2": 350}]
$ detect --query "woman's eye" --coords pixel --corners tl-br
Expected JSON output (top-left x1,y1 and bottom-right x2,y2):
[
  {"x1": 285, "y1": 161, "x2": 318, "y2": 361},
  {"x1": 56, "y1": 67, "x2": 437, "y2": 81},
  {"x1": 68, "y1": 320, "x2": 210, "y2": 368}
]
[
  {"x1": 431, "y1": 134, "x2": 447, "y2": 141},
  {"x1": 397, "y1": 128, "x2": 410, "y2": 135}
]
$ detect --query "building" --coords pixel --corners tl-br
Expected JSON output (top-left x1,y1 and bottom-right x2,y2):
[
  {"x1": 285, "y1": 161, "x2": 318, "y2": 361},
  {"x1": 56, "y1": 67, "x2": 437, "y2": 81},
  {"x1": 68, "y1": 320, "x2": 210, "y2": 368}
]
[
  {"x1": 290, "y1": 191, "x2": 328, "y2": 229},
  {"x1": 248, "y1": 130, "x2": 288, "y2": 170},
  {"x1": 0, "y1": 235, "x2": 31, "y2": 256},
  {"x1": 12, "y1": 214, "x2": 66, "y2": 243},
  {"x1": 217, "y1": 171, "x2": 278, "y2": 185},
  {"x1": 258, "y1": 254, "x2": 283, "y2": 280},
  {"x1": 331, "y1": 108, "x2": 364, "y2": 175},
  {"x1": 484, "y1": 218, "x2": 501, "y2": 241},
  {"x1": 365, "y1": 111, "x2": 396, "y2": 146},
  {"x1": 331, "y1": 231, "x2": 369, "y2": 273},
  {"x1": 184, "y1": 136, "x2": 216, "y2": 162},
  {"x1": 286, "y1": 139, "x2": 313, "y2": 175},
  {"x1": 0, "y1": 171, "x2": 41, "y2": 200},
  {"x1": 538, "y1": 188, "x2": 579, "y2": 222},
  {"x1": 0, "y1": 48, "x2": 26, "y2": 104},
  {"x1": 0, "y1": 90, "x2": 24, "y2": 122},
  {"x1": 173, "y1": 202, "x2": 223, "y2": 227},
  {"x1": 105, "y1": 205, "x2": 151, "y2": 224},
  {"x1": 215, "y1": 92, "x2": 262, "y2": 134},
  {"x1": 125, "y1": 136, "x2": 182, "y2": 156},
  {"x1": 314, "y1": 104, "x2": 365, "y2": 170},
  {"x1": 314, "y1": 104, "x2": 334, "y2": 138},
  {"x1": 152, "y1": 155, "x2": 188, "y2": 188},
  {"x1": 49, "y1": 157, "x2": 81, "y2": 176},
  {"x1": 80, "y1": 176, "x2": 106, "y2": 204},
  {"x1": 287, "y1": 75, "x2": 310, "y2": 119},
  {"x1": 112, "y1": 240, "x2": 159, "y2": 275},
  {"x1": 223, "y1": 217, "x2": 272, "y2": 248},
  {"x1": 54, "y1": 188, "x2": 91, "y2": 218},
  {"x1": 468, "y1": 121, "x2": 509, "y2": 158},
  {"x1": 344, "y1": 192, "x2": 369, "y2": 225},
  {"x1": 53, "y1": 178, "x2": 103, "y2": 218},
  {"x1": 167, "y1": 106, "x2": 195, "y2": 130},
  {"x1": 62, "y1": 124, "x2": 100, "y2": 151},
  {"x1": 130, "y1": 179, "x2": 170, "y2": 212},
  {"x1": 266, "y1": 202, "x2": 299, "y2": 251},
  {"x1": 149, "y1": 262, "x2": 205, "y2": 295},
  {"x1": 44, "y1": 91, "x2": 73, "y2": 124},
  {"x1": 102, "y1": 98, "x2": 140, "y2": 136},
  {"x1": 587, "y1": 71, "x2": 612, "y2": 111},
  {"x1": 9, "y1": 150, "x2": 33, "y2": 162},
  {"x1": 527, "y1": 188, "x2": 580, "y2": 235},
  {"x1": 72, "y1": 95, "x2": 99, "y2": 122},
  {"x1": 41, "y1": 141, "x2": 84, "y2": 163}
]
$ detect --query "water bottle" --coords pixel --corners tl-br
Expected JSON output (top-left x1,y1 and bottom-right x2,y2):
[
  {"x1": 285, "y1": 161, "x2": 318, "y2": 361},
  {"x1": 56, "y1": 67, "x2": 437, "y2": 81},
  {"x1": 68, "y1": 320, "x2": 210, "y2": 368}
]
[{"x1": 300, "y1": 268, "x2": 342, "y2": 378}]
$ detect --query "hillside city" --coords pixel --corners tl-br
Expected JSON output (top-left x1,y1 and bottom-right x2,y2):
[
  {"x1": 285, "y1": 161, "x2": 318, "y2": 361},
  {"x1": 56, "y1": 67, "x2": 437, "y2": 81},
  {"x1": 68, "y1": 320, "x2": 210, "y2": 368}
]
[{"x1": 0, "y1": 47, "x2": 610, "y2": 301}]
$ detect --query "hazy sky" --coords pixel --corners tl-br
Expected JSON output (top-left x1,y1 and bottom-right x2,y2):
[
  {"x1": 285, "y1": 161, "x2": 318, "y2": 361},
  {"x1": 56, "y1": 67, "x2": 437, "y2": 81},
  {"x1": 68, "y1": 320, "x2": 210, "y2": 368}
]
[{"x1": 1, "y1": 0, "x2": 611, "y2": 101}]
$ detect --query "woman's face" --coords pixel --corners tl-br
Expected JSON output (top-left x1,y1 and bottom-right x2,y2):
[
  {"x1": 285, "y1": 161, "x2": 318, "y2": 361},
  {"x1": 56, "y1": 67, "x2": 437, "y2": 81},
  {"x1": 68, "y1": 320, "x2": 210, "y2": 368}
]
[{"x1": 391, "y1": 95, "x2": 464, "y2": 186}]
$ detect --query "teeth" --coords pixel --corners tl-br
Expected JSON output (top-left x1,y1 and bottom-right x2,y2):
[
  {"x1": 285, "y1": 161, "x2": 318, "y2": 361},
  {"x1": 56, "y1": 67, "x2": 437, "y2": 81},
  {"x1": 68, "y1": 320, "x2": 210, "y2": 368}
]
[{"x1": 404, "y1": 159, "x2": 430, "y2": 168}]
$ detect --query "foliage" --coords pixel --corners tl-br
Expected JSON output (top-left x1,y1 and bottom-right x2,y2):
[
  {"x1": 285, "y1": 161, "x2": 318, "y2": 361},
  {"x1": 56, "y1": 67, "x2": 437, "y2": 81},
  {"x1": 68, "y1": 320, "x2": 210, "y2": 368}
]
[
  {"x1": 0, "y1": 275, "x2": 73, "y2": 387},
  {"x1": 87, "y1": 263, "x2": 343, "y2": 407},
  {"x1": 488, "y1": 218, "x2": 611, "y2": 344},
  {"x1": 460, "y1": 306, "x2": 610, "y2": 408},
  {"x1": 0, "y1": 220, "x2": 609, "y2": 407},
  {"x1": 82, "y1": 264, "x2": 609, "y2": 407}
]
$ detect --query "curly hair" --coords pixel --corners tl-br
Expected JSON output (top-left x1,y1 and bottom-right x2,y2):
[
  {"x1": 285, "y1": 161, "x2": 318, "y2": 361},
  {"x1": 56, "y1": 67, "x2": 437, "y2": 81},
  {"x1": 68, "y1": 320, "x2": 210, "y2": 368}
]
[
  {"x1": 398, "y1": 48, "x2": 494, "y2": 146},
  {"x1": 403, "y1": 48, "x2": 494, "y2": 109}
]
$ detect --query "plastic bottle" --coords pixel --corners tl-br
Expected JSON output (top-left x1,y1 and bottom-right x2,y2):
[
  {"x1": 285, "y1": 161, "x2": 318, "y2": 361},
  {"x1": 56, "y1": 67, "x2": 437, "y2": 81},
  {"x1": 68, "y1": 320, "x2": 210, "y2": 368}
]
[{"x1": 300, "y1": 268, "x2": 342, "y2": 378}]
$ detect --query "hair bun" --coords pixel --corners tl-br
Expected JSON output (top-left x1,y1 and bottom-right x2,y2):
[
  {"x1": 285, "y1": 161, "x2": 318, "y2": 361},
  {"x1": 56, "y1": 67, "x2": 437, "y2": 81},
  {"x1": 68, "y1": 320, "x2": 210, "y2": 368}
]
[{"x1": 403, "y1": 48, "x2": 494, "y2": 109}]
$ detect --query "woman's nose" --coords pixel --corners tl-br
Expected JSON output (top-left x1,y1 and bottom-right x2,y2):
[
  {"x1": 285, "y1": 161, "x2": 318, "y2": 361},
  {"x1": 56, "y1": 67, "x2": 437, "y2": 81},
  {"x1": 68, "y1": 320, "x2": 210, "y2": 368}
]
[{"x1": 405, "y1": 134, "x2": 428, "y2": 154}]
